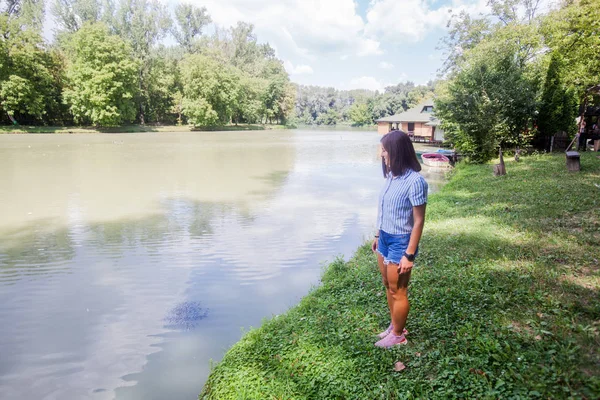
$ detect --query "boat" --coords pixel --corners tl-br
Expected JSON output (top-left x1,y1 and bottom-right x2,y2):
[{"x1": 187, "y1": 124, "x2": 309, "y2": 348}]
[
  {"x1": 421, "y1": 152, "x2": 451, "y2": 168},
  {"x1": 436, "y1": 149, "x2": 455, "y2": 156}
]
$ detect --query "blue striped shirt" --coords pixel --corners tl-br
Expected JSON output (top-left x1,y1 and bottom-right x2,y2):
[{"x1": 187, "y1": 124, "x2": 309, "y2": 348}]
[{"x1": 376, "y1": 169, "x2": 428, "y2": 235}]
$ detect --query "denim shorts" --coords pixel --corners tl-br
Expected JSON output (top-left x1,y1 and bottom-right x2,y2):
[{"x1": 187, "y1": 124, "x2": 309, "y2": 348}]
[{"x1": 377, "y1": 231, "x2": 417, "y2": 265}]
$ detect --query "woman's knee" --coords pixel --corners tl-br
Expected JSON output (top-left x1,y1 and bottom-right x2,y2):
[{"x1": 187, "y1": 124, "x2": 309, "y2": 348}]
[
  {"x1": 381, "y1": 277, "x2": 389, "y2": 289},
  {"x1": 388, "y1": 286, "x2": 407, "y2": 299}
]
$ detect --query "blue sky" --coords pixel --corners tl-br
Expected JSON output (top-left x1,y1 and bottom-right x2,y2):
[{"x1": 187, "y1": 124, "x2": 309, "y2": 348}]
[
  {"x1": 45, "y1": 0, "x2": 558, "y2": 91},
  {"x1": 186, "y1": 0, "x2": 495, "y2": 91}
]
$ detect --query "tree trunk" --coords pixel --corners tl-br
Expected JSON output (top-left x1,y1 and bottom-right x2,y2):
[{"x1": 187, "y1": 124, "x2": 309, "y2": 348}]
[
  {"x1": 138, "y1": 70, "x2": 145, "y2": 125},
  {"x1": 493, "y1": 147, "x2": 506, "y2": 176}
]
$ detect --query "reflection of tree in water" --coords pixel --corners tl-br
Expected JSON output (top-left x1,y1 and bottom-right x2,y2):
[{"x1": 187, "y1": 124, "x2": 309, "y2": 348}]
[
  {"x1": 87, "y1": 214, "x2": 171, "y2": 254},
  {"x1": 0, "y1": 165, "x2": 293, "y2": 284},
  {"x1": 0, "y1": 220, "x2": 76, "y2": 282}
]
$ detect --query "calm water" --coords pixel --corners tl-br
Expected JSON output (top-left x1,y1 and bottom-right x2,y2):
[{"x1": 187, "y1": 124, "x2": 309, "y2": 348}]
[{"x1": 0, "y1": 130, "x2": 447, "y2": 400}]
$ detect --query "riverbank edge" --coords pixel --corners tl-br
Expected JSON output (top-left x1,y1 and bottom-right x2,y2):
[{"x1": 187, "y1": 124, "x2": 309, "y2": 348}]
[
  {"x1": 200, "y1": 153, "x2": 599, "y2": 399},
  {"x1": 0, "y1": 124, "x2": 291, "y2": 134}
]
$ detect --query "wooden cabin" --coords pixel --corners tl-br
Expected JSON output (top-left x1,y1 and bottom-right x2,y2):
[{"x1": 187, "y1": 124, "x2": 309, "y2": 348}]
[{"x1": 376, "y1": 99, "x2": 444, "y2": 143}]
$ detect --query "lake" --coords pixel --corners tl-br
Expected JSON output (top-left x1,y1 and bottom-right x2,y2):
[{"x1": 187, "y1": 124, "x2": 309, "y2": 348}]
[{"x1": 0, "y1": 130, "x2": 448, "y2": 399}]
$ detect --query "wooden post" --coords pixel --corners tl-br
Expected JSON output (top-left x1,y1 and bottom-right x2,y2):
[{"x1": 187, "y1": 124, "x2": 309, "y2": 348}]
[
  {"x1": 493, "y1": 147, "x2": 506, "y2": 176},
  {"x1": 566, "y1": 151, "x2": 580, "y2": 172}
]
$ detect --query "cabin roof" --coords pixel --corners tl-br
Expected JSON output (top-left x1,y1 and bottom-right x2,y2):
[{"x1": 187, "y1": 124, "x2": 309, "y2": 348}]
[{"x1": 376, "y1": 99, "x2": 438, "y2": 123}]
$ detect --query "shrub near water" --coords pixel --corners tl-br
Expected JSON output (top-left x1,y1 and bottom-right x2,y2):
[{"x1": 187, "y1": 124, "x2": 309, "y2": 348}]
[{"x1": 201, "y1": 153, "x2": 600, "y2": 399}]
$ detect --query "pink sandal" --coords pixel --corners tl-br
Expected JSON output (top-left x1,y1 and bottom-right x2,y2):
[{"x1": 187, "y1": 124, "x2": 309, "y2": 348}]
[
  {"x1": 377, "y1": 323, "x2": 408, "y2": 339},
  {"x1": 375, "y1": 332, "x2": 408, "y2": 348}
]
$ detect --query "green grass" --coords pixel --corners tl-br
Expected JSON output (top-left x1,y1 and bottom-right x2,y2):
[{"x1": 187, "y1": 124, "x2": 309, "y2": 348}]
[
  {"x1": 0, "y1": 123, "x2": 289, "y2": 134},
  {"x1": 201, "y1": 153, "x2": 600, "y2": 400}
]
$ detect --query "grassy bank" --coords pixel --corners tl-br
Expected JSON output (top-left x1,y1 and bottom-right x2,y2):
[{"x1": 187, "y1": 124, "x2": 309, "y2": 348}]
[
  {"x1": 201, "y1": 153, "x2": 599, "y2": 399},
  {"x1": 0, "y1": 123, "x2": 289, "y2": 134}
]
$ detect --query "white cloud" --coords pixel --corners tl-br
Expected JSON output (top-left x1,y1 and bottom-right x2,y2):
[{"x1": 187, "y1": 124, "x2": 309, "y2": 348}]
[
  {"x1": 347, "y1": 76, "x2": 389, "y2": 92},
  {"x1": 193, "y1": 0, "x2": 381, "y2": 58},
  {"x1": 365, "y1": 0, "x2": 489, "y2": 43},
  {"x1": 356, "y1": 38, "x2": 383, "y2": 56},
  {"x1": 284, "y1": 60, "x2": 314, "y2": 75},
  {"x1": 379, "y1": 61, "x2": 394, "y2": 69}
]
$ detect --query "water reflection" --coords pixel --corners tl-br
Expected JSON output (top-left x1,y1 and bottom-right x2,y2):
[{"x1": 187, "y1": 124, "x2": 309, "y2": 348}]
[{"x1": 0, "y1": 131, "x2": 447, "y2": 400}]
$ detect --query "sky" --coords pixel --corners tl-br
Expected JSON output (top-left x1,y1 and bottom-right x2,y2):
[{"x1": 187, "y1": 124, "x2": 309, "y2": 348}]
[
  {"x1": 44, "y1": 0, "x2": 559, "y2": 92},
  {"x1": 183, "y1": 0, "x2": 491, "y2": 91}
]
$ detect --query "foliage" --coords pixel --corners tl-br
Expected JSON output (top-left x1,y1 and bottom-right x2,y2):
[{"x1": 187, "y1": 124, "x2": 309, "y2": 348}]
[
  {"x1": 113, "y1": 0, "x2": 171, "y2": 124},
  {"x1": 348, "y1": 102, "x2": 371, "y2": 126},
  {"x1": 436, "y1": 27, "x2": 539, "y2": 163},
  {"x1": 294, "y1": 82, "x2": 435, "y2": 126},
  {"x1": 201, "y1": 153, "x2": 600, "y2": 399},
  {"x1": 438, "y1": 0, "x2": 600, "y2": 158},
  {"x1": 541, "y1": 0, "x2": 600, "y2": 93},
  {"x1": 51, "y1": 0, "x2": 104, "y2": 32},
  {"x1": 536, "y1": 52, "x2": 578, "y2": 148},
  {"x1": 143, "y1": 48, "x2": 180, "y2": 124},
  {"x1": 180, "y1": 54, "x2": 239, "y2": 126},
  {"x1": 0, "y1": 16, "x2": 64, "y2": 123},
  {"x1": 172, "y1": 3, "x2": 210, "y2": 52},
  {"x1": 62, "y1": 22, "x2": 138, "y2": 126}
]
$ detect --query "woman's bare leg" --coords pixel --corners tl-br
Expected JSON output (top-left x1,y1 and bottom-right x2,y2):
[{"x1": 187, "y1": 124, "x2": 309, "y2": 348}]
[
  {"x1": 377, "y1": 253, "x2": 394, "y2": 316},
  {"x1": 386, "y1": 262, "x2": 411, "y2": 336}
]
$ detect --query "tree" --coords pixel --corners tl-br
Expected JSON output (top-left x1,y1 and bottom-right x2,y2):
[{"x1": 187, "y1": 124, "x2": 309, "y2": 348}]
[
  {"x1": 541, "y1": 0, "x2": 600, "y2": 99},
  {"x1": 172, "y1": 3, "x2": 211, "y2": 52},
  {"x1": 179, "y1": 54, "x2": 239, "y2": 126},
  {"x1": 348, "y1": 102, "x2": 372, "y2": 126},
  {"x1": 62, "y1": 22, "x2": 138, "y2": 126},
  {"x1": 52, "y1": 0, "x2": 103, "y2": 32},
  {"x1": 0, "y1": 15, "x2": 63, "y2": 123},
  {"x1": 316, "y1": 108, "x2": 339, "y2": 125},
  {"x1": 143, "y1": 48, "x2": 179, "y2": 123},
  {"x1": 536, "y1": 52, "x2": 577, "y2": 149},
  {"x1": 2, "y1": 0, "x2": 44, "y2": 30},
  {"x1": 435, "y1": 30, "x2": 538, "y2": 163},
  {"x1": 114, "y1": 0, "x2": 171, "y2": 124}
]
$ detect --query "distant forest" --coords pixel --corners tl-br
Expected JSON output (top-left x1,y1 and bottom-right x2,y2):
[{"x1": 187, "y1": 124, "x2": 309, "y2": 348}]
[
  {"x1": 293, "y1": 81, "x2": 435, "y2": 127},
  {"x1": 1, "y1": 0, "x2": 436, "y2": 128}
]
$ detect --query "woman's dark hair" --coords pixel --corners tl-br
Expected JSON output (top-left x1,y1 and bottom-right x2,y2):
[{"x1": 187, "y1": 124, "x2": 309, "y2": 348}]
[{"x1": 380, "y1": 130, "x2": 421, "y2": 177}]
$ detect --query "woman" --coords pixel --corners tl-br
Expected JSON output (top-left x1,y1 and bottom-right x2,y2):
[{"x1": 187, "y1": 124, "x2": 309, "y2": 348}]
[{"x1": 371, "y1": 130, "x2": 428, "y2": 348}]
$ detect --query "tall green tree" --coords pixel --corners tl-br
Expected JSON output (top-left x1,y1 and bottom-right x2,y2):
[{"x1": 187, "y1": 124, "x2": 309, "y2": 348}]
[
  {"x1": 114, "y1": 0, "x2": 171, "y2": 124},
  {"x1": 536, "y1": 52, "x2": 577, "y2": 149},
  {"x1": 542, "y1": 0, "x2": 600, "y2": 98},
  {"x1": 348, "y1": 102, "x2": 372, "y2": 126},
  {"x1": 143, "y1": 48, "x2": 180, "y2": 123},
  {"x1": 2, "y1": 0, "x2": 44, "y2": 30},
  {"x1": 62, "y1": 22, "x2": 138, "y2": 126},
  {"x1": 436, "y1": 28, "x2": 538, "y2": 163},
  {"x1": 52, "y1": 0, "x2": 102, "y2": 32},
  {"x1": 180, "y1": 54, "x2": 239, "y2": 126},
  {"x1": 0, "y1": 14, "x2": 64, "y2": 123},
  {"x1": 172, "y1": 3, "x2": 210, "y2": 52}
]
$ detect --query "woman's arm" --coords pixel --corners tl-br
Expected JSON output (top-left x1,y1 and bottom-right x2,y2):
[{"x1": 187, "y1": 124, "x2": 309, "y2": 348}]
[{"x1": 399, "y1": 204, "x2": 426, "y2": 274}]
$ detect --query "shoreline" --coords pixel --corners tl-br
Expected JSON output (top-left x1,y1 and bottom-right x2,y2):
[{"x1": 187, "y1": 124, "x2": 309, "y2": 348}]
[
  {"x1": 0, "y1": 124, "x2": 291, "y2": 134},
  {"x1": 200, "y1": 153, "x2": 600, "y2": 399},
  {"x1": 0, "y1": 124, "x2": 379, "y2": 134}
]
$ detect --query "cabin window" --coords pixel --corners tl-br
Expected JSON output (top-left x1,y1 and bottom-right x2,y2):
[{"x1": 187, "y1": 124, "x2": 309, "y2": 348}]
[
  {"x1": 423, "y1": 106, "x2": 433, "y2": 113},
  {"x1": 407, "y1": 122, "x2": 415, "y2": 132}
]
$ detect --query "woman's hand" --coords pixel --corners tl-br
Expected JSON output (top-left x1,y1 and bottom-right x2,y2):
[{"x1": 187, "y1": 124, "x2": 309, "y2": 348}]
[
  {"x1": 371, "y1": 237, "x2": 378, "y2": 253},
  {"x1": 398, "y1": 256, "x2": 413, "y2": 275}
]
